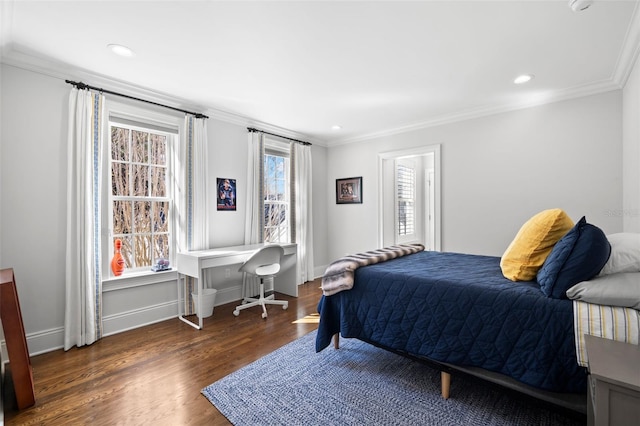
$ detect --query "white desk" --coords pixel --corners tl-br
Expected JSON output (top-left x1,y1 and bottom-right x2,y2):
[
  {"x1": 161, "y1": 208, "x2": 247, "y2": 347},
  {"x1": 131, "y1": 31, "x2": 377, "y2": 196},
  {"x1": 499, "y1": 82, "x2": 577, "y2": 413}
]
[{"x1": 176, "y1": 243, "x2": 297, "y2": 329}]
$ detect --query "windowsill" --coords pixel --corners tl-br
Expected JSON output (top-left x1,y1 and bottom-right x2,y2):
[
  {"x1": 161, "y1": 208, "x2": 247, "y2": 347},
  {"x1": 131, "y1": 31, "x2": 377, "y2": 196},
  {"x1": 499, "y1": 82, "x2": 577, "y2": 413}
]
[{"x1": 102, "y1": 268, "x2": 178, "y2": 292}]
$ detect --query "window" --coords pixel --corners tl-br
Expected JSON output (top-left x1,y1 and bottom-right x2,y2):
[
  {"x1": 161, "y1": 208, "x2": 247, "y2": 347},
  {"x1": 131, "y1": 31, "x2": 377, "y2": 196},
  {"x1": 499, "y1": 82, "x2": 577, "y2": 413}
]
[
  {"x1": 396, "y1": 163, "x2": 415, "y2": 238},
  {"x1": 263, "y1": 145, "x2": 290, "y2": 243},
  {"x1": 109, "y1": 122, "x2": 174, "y2": 273}
]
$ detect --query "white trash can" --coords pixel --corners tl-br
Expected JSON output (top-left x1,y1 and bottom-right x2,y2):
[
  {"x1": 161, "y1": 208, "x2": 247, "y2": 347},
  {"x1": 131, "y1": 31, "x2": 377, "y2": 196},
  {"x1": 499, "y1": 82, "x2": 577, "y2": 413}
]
[{"x1": 191, "y1": 288, "x2": 218, "y2": 318}]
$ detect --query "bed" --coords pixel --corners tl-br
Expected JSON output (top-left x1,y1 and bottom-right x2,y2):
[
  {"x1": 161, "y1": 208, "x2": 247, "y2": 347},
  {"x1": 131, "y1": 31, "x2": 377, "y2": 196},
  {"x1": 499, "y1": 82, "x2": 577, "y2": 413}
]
[
  {"x1": 317, "y1": 250, "x2": 587, "y2": 402},
  {"x1": 315, "y1": 217, "x2": 640, "y2": 414}
]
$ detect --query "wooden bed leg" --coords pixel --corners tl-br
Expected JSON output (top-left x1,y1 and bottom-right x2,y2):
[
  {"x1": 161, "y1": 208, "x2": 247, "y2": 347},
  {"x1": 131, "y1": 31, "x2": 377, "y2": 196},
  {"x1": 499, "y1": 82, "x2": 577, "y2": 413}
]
[
  {"x1": 441, "y1": 371, "x2": 451, "y2": 399},
  {"x1": 333, "y1": 333, "x2": 340, "y2": 349}
]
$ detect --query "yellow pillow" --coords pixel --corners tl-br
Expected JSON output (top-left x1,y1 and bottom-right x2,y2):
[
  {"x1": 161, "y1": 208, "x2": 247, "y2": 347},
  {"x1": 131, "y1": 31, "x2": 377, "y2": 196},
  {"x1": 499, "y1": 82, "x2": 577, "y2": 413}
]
[{"x1": 500, "y1": 209, "x2": 574, "y2": 281}]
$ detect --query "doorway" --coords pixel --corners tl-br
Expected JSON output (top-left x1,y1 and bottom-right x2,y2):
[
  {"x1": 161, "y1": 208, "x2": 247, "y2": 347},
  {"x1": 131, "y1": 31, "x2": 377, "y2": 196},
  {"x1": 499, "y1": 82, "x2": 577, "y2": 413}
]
[{"x1": 378, "y1": 145, "x2": 441, "y2": 251}]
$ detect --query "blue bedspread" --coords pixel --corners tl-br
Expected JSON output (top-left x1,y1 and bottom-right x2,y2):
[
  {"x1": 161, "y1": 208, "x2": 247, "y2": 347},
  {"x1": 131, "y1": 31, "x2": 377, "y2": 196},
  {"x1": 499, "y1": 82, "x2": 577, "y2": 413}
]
[{"x1": 316, "y1": 251, "x2": 587, "y2": 393}]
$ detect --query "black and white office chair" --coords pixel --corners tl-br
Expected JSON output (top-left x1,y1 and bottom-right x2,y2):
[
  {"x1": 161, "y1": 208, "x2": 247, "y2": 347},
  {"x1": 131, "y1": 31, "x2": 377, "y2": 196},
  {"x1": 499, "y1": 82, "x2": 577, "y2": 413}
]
[{"x1": 233, "y1": 245, "x2": 288, "y2": 319}]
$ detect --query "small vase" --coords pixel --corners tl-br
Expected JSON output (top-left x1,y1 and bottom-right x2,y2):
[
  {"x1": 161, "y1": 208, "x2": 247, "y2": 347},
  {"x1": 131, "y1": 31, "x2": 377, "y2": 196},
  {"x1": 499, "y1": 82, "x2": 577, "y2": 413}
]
[{"x1": 111, "y1": 239, "x2": 125, "y2": 276}]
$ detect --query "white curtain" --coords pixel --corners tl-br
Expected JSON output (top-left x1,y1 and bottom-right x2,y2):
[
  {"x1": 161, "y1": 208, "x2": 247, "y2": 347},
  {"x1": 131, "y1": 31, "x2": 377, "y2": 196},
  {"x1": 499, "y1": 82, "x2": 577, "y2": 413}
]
[
  {"x1": 243, "y1": 131, "x2": 264, "y2": 297},
  {"x1": 292, "y1": 143, "x2": 315, "y2": 283},
  {"x1": 244, "y1": 131, "x2": 264, "y2": 245},
  {"x1": 179, "y1": 115, "x2": 210, "y2": 314},
  {"x1": 64, "y1": 88, "x2": 105, "y2": 350}
]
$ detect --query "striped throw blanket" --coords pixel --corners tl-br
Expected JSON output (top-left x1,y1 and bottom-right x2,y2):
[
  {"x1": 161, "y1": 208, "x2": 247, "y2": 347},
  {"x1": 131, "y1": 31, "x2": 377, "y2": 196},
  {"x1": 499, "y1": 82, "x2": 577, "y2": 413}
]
[
  {"x1": 573, "y1": 300, "x2": 640, "y2": 367},
  {"x1": 321, "y1": 244, "x2": 425, "y2": 296}
]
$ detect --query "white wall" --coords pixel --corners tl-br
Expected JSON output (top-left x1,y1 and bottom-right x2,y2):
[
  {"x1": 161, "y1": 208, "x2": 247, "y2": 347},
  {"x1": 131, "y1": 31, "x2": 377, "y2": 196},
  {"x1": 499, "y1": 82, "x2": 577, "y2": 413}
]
[
  {"x1": 1, "y1": 64, "x2": 69, "y2": 341},
  {"x1": 0, "y1": 58, "x2": 631, "y2": 356},
  {"x1": 622, "y1": 54, "x2": 640, "y2": 232},
  {"x1": 310, "y1": 143, "x2": 329, "y2": 277},
  {"x1": 326, "y1": 91, "x2": 623, "y2": 261},
  {"x1": 0, "y1": 63, "x2": 329, "y2": 355}
]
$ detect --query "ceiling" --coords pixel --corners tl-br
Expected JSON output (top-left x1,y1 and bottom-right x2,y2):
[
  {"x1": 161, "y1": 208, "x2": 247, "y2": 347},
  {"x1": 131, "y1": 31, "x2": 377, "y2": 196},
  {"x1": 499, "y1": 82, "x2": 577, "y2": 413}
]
[{"x1": 1, "y1": 1, "x2": 639, "y2": 146}]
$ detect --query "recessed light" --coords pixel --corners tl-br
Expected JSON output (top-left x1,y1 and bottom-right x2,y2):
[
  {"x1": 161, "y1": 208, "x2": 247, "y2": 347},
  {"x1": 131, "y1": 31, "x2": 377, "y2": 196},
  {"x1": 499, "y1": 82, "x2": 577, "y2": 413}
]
[
  {"x1": 108, "y1": 44, "x2": 135, "y2": 57},
  {"x1": 331, "y1": 125, "x2": 342, "y2": 131},
  {"x1": 569, "y1": 0, "x2": 592, "y2": 12},
  {"x1": 514, "y1": 74, "x2": 534, "y2": 84}
]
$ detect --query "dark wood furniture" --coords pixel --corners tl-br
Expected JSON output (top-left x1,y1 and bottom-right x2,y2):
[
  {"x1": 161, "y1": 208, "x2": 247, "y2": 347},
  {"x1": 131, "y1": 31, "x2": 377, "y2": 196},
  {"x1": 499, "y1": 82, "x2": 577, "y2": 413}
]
[
  {"x1": 585, "y1": 334, "x2": 640, "y2": 426},
  {"x1": 0, "y1": 268, "x2": 35, "y2": 409}
]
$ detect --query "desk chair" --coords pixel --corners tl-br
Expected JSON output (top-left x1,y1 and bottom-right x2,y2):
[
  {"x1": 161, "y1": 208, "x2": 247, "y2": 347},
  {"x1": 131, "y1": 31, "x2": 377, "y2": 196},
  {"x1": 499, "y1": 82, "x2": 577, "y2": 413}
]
[{"x1": 233, "y1": 245, "x2": 288, "y2": 319}]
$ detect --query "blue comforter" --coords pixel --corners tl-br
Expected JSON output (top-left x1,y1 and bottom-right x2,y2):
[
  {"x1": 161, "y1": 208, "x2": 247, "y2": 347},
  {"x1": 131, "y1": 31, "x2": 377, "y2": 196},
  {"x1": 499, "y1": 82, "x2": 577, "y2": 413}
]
[{"x1": 316, "y1": 251, "x2": 587, "y2": 393}]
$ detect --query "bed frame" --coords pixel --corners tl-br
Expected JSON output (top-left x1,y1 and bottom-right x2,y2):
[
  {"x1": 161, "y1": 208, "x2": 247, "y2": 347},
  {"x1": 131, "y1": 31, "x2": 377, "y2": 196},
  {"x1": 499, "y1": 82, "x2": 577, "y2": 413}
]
[{"x1": 331, "y1": 333, "x2": 587, "y2": 414}]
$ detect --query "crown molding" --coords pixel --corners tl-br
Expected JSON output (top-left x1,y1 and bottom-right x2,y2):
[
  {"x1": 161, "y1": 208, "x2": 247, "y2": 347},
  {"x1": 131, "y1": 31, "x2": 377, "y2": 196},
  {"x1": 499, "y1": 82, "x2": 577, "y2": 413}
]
[
  {"x1": 327, "y1": 78, "x2": 620, "y2": 147},
  {"x1": 0, "y1": 46, "x2": 326, "y2": 147},
  {"x1": 612, "y1": 0, "x2": 640, "y2": 87},
  {"x1": 0, "y1": 45, "x2": 626, "y2": 151},
  {"x1": 327, "y1": 2, "x2": 640, "y2": 148},
  {"x1": 4, "y1": 0, "x2": 639, "y2": 151}
]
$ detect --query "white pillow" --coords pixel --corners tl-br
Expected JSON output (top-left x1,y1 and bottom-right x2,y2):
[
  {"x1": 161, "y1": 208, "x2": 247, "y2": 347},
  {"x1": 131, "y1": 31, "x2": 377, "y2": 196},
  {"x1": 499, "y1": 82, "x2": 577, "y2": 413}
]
[
  {"x1": 598, "y1": 233, "x2": 640, "y2": 276},
  {"x1": 566, "y1": 272, "x2": 640, "y2": 309}
]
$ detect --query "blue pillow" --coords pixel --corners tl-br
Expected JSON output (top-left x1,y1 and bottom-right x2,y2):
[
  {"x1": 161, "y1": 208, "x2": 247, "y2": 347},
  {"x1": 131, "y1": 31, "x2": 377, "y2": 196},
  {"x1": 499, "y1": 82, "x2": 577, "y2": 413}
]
[{"x1": 537, "y1": 216, "x2": 611, "y2": 299}]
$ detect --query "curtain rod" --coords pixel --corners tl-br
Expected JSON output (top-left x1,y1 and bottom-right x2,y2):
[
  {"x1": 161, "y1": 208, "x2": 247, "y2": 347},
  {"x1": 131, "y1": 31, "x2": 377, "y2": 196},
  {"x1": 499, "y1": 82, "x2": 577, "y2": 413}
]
[
  {"x1": 65, "y1": 80, "x2": 209, "y2": 119},
  {"x1": 247, "y1": 127, "x2": 312, "y2": 146}
]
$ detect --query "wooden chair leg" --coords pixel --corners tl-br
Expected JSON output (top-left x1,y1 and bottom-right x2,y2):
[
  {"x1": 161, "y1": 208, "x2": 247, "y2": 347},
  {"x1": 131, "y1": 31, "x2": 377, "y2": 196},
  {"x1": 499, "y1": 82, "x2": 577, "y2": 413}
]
[
  {"x1": 441, "y1": 371, "x2": 451, "y2": 399},
  {"x1": 332, "y1": 333, "x2": 339, "y2": 349}
]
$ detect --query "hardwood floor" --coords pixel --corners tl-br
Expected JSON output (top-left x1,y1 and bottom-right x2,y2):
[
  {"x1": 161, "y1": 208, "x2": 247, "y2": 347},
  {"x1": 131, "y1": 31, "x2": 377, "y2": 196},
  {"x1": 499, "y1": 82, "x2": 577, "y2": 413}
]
[{"x1": 4, "y1": 280, "x2": 323, "y2": 425}]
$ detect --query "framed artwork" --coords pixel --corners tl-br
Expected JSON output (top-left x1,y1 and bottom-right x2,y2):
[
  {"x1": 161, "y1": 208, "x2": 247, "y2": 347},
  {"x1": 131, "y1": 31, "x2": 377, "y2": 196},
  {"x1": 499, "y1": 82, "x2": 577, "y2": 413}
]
[
  {"x1": 336, "y1": 176, "x2": 362, "y2": 204},
  {"x1": 217, "y1": 178, "x2": 236, "y2": 211}
]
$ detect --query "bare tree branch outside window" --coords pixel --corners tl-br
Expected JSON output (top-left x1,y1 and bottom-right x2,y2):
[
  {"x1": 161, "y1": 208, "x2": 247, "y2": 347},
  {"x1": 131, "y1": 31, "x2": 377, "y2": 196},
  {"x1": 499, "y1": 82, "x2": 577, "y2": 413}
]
[
  {"x1": 263, "y1": 153, "x2": 290, "y2": 243},
  {"x1": 110, "y1": 125, "x2": 171, "y2": 272}
]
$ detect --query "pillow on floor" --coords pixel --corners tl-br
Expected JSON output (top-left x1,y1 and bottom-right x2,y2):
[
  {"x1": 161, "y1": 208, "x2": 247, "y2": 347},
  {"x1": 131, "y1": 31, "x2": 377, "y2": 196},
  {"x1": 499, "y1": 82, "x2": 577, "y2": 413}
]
[
  {"x1": 598, "y1": 233, "x2": 640, "y2": 276},
  {"x1": 500, "y1": 208, "x2": 574, "y2": 281},
  {"x1": 537, "y1": 217, "x2": 611, "y2": 298}
]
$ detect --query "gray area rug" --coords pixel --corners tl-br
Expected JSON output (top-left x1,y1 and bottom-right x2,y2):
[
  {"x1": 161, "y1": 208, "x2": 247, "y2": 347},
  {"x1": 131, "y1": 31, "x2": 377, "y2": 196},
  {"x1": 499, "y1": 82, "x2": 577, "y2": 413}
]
[{"x1": 202, "y1": 330, "x2": 585, "y2": 425}]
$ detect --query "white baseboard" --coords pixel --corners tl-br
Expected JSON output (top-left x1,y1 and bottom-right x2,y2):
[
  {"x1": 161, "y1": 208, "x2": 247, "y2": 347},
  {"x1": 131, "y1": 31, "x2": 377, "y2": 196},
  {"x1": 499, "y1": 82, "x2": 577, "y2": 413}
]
[
  {"x1": 1, "y1": 284, "x2": 247, "y2": 358},
  {"x1": 102, "y1": 300, "x2": 179, "y2": 337},
  {"x1": 212, "y1": 285, "x2": 243, "y2": 307},
  {"x1": 1, "y1": 326, "x2": 65, "y2": 360},
  {"x1": 0, "y1": 279, "x2": 325, "y2": 359}
]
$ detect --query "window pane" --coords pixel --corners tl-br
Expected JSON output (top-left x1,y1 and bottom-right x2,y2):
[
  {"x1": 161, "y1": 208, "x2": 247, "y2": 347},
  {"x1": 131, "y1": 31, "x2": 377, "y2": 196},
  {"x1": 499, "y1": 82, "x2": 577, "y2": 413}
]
[
  {"x1": 134, "y1": 235, "x2": 152, "y2": 267},
  {"x1": 112, "y1": 163, "x2": 129, "y2": 196},
  {"x1": 119, "y1": 236, "x2": 133, "y2": 269},
  {"x1": 111, "y1": 127, "x2": 129, "y2": 161},
  {"x1": 264, "y1": 203, "x2": 288, "y2": 243},
  {"x1": 134, "y1": 201, "x2": 151, "y2": 233},
  {"x1": 397, "y1": 164, "x2": 415, "y2": 236},
  {"x1": 264, "y1": 156, "x2": 274, "y2": 199},
  {"x1": 132, "y1": 164, "x2": 149, "y2": 196},
  {"x1": 153, "y1": 234, "x2": 169, "y2": 260},
  {"x1": 150, "y1": 134, "x2": 167, "y2": 165},
  {"x1": 132, "y1": 130, "x2": 149, "y2": 164},
  {"x1": 150, "y1": 166, "x2": 166, "y2": 197},
  {"x1": 153, "y1": 201, "x2": 169, "y2": 232},
  {"x1": 398, "y1": 201, "x2": 414, "y2": 235},
  {"x1": 113, "y1": 200, "x2": 132, "y2": 234},
  {"x1": 275, "y1": 157, "x2": 285, "y2": 197},
  {"x1": 264, "y1": 154, "x2": 287, "y2": 201},
  {"x1": 264, "y1": 203, "x2": 279, "y2": 227}
]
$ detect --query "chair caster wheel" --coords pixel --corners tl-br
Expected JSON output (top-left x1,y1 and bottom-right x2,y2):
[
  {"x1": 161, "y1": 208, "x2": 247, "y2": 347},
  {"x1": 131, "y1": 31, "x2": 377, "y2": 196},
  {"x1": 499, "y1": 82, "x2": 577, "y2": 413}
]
[
  {"x1": 233, "y1": 310, "x2": 239, "y2": 316},
  {"x1": 262, "y1": 312, "x2": 267, "y2": 319}
]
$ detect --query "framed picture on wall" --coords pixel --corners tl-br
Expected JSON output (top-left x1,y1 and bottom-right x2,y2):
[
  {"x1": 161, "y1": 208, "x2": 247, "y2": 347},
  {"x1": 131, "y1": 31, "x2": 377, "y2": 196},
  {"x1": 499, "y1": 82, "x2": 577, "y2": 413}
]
[
  {"x1": 336, "y1": 176, "x2": 362, "y2": 204},
  {"x1": 217, "y1": 178, "x2": 236, "y2": 211}
]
